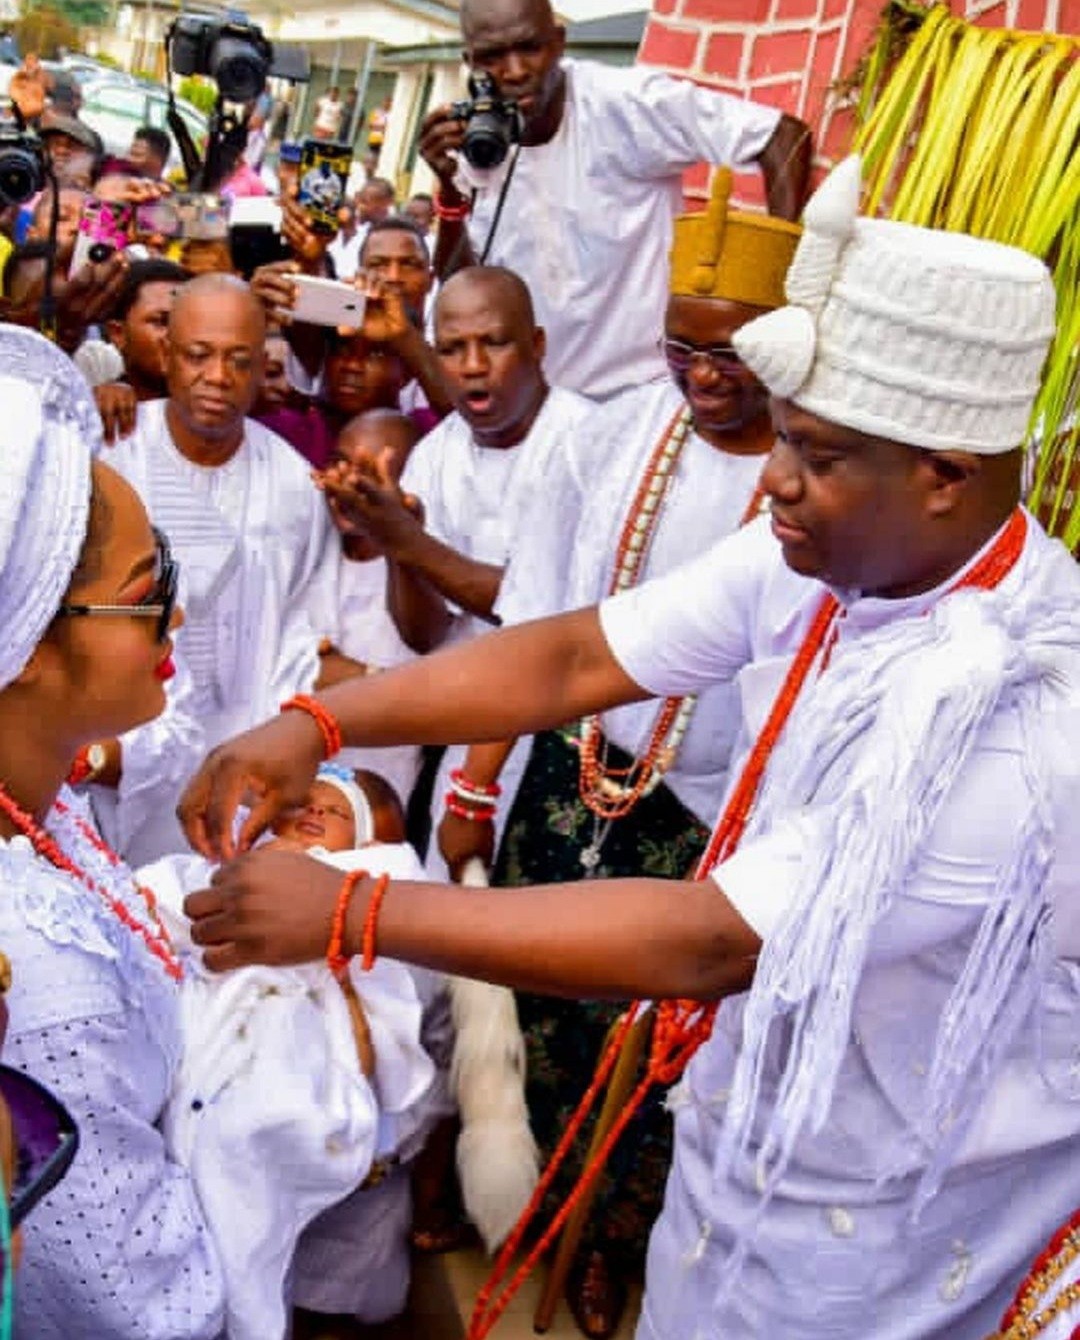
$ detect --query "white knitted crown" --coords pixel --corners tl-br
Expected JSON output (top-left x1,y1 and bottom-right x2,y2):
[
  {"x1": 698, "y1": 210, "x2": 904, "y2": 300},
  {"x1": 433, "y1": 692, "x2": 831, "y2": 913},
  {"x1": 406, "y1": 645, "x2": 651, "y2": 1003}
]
[
  {"x1": 0, "y1": 327, "x2": 101, "y2": 691},
  {"x1": 734, "y1": 156, "x2": 1057, "y2": 454}
]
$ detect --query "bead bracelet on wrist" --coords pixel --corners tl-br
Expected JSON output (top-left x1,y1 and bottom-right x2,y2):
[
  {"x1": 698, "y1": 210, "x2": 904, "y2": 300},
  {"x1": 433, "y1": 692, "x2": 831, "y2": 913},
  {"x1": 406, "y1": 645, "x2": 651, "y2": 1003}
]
[
  {"x1": 445, "y1": 792, "x2": 497, "y2": 823},
  {"x1": 280, "y1": 693, "x2": 342, "y2": 759},
  {"x1": 434, "y1": 188, "x2": 471, "y2": 222}
]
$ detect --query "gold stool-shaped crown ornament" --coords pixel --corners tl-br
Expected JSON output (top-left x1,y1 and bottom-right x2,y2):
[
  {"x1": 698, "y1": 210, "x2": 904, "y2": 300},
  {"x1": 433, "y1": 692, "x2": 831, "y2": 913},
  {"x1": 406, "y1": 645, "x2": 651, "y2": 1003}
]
[{"x1": 669, "y1": 168, "x2": 801, "y2": 310}]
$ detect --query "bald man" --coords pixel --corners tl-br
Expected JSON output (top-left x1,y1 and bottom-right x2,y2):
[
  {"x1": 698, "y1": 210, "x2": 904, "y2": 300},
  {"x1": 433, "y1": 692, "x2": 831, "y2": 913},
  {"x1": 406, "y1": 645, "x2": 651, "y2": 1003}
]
[
  {"x1": 108, "y1": 272, "x2": 338, "y2": 751},
  {"x1": 420, "y1": 0, "x2": 810, "y2": 401},
  {"x1": 325, "y1": 265, "x2": 591, "y2": 654}
]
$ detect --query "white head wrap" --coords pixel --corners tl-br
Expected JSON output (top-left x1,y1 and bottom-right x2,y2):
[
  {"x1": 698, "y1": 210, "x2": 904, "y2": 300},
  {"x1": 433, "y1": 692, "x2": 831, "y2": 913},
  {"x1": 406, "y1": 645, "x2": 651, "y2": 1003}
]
[
  {"x1": 733, "y1": 155, "x2": 1057, "y2": 453},
  {"x1": 0, "y1": 327, "x2": 103, "y2": 692},
  {"x1": 317, "y1": 763, "x2": 375, "y2": 846}
]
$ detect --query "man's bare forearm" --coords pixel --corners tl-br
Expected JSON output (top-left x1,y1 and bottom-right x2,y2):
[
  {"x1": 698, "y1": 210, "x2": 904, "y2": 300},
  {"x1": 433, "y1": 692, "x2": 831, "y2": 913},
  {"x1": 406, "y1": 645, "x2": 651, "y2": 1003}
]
[
  {"x1": 394, "y1": 527, "x2": 503, "y2": 622},
  {"x1": 386, "y1": 555, "x2": 453, "y2": 653},
  {"x1": 316, "y1": 607, "x2": 650, "y2": 749},
  {"x1": 345, "y1": 873, "x2": 759, "y2": 1001}
]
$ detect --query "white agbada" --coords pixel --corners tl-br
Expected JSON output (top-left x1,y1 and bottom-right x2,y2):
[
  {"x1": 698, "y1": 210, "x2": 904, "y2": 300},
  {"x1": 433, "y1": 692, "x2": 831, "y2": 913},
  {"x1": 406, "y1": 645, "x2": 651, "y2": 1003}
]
[
  {"x1": 145, "y1": 844, "x2": 435, "y2": 1340},
  {"x1": 306, "y1": 549, "x2": 421, "y2": 806},
  {"x1": 109, "y1": 400, "x2": 329, "y2": 747},
  {"x1": 457, "y1": 60, "x2": 779, "y2": 399},
  {"x1": 597, "y1": 513, "x2": 1080, "y2": 1340},
  {"x1": 497, "y1": 379, "x2": 764, "y2": 826},
  {"x1": 0, "y1": 791, "x2": 226, "y2": 1340},
  {"x1": 400, "y1": 385, "x2": 593, "y2": 873}
]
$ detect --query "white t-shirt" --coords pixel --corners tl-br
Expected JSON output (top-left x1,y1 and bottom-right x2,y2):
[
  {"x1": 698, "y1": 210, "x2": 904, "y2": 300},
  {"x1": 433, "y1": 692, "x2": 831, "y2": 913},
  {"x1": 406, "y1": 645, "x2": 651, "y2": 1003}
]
[
  {"x1": 313, "y1": 95, "x2": 344, "y2": 138},
  {"x1": 598, "y1": 514, "x2": 1080, "y2": 1340},
  {"x1": 458, "y1": 59, "x2": 779, "y2": 399}
]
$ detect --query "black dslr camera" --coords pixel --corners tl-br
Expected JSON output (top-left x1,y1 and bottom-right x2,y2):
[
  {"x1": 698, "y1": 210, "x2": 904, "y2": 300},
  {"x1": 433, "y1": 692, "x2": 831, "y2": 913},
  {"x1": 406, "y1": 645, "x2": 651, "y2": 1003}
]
[
  {"x1": 169, "y1": 14, "x2": 308, "y2": 104},
  {"x1": 451, "y1": 72, "x2": 523, "y2": 171},
  {"x1": 0, "y1": 104, "x2": 45, "y2": 207}
]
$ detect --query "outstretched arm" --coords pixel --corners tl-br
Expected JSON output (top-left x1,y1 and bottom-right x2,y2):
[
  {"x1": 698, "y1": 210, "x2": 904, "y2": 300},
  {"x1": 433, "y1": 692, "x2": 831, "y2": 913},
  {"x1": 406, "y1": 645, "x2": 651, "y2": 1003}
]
[
  {"x1": 179, "y1": 606, "x2": 647, "y2": 859},
  {"x1": 184, "y1": 845, "x2": 759, "y2": 1001}
]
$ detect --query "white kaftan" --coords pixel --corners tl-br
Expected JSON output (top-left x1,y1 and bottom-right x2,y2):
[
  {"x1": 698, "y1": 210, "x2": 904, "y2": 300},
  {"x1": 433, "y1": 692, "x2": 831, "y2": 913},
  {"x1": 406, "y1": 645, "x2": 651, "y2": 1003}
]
[
  {"x1": 598, "y1": 513, "x2": 1080, "y2": 1340},
  {"x1": 458, "y1": 59, "x2": 779, "y2": 399},
  {"x1": 109, "y1": 400, "x2": 330, "y2": 749},
  {"x1": 306, "y1": 549, "x2": 421, "y2": 806},
  {"x1": 498, "y1": 379, "x2": 764, "y2": 825},
  {"x1": 145, "y1": 843, "x2": 436, "y2": 1340},
  {"x1": 0, "y1": 790, "x2": 225, "y2": 1339},
  {"x1": 399, "y1": 386, "x2": 593, "y2": 874}
]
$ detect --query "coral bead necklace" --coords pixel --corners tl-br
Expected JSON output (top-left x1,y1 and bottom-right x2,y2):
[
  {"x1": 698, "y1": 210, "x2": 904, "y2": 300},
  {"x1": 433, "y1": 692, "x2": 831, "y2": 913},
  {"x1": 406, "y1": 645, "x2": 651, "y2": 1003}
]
[
  {"x1": 0, "y1": 784, "x2": 183, "y2": 982},
  {"x1": 577, "y1": 406, "x2": 766, "y2": 843}
]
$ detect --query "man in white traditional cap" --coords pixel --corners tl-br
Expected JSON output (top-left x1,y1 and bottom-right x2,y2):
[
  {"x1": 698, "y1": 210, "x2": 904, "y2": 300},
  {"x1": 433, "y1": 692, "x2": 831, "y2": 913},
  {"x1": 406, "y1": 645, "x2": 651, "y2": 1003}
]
[{"x1": 182, "y1": 157, "x2": 1080, "y2": 1340}]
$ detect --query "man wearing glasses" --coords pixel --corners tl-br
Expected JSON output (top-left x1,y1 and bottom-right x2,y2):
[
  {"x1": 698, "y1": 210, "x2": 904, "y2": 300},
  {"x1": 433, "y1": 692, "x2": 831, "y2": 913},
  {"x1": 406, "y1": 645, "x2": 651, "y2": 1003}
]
[{"x1": 428, "y1": 173, "x2": 801, "y2": 1335}]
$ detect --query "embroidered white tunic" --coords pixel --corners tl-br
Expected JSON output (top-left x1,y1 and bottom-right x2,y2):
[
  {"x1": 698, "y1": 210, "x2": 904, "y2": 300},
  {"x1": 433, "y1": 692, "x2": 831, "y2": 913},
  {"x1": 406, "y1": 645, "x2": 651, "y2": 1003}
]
[
  {"x1": 497, "y1": 379, "x2": 765, "y2": 826},
  {"x1": 0, "y1": 792, "x2": 225, "y2": 1339},
  {"x1": 109, "y1": 400, "x2": 330, "y2": 748},
  {"x1": 400, "y1": 386, "x2": 593, "y2": 874},
  {"x1": 598, "y1": 514, "x2": 1080, "y2": 1340},
  {"x1": 457, "y1": 59, "x2": 779, "y2": 399}
]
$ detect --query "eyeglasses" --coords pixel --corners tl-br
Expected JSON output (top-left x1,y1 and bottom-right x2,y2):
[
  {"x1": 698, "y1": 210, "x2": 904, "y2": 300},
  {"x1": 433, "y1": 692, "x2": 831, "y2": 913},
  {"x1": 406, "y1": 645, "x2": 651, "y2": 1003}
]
[
  {"x1": 660, "y1": 336, "x2": 744, "y2": 373},
  {"x1": 0, "y1": 1065, "x2": 79, "y2": 1228},
  {"x1": 56, "y1": 527, "x2": 178, "y2": 644}
]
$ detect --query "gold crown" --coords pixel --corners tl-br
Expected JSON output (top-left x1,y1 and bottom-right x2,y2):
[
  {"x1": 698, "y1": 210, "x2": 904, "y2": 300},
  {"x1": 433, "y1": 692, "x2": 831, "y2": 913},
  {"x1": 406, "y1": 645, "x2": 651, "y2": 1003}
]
[{"x1": 669, "y1": 168, "x2": 802, "y2": 310}]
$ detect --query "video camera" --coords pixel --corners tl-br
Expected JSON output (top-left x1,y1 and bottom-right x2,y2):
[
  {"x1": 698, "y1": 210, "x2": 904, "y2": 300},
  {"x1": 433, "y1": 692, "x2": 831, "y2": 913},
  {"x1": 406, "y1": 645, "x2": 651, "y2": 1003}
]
[
  {"x1": 169, "y1": 14, "x2": 308, "y2": 105},
  {"x1": 165, "y1": 13, "x2": 308, "y2": 193},
  {"x1": 0, "y1": 103, "x2": 46, "y2": 207},
  {"x1": 451, "y1": 72, "x2": 523, "y2": 171}
]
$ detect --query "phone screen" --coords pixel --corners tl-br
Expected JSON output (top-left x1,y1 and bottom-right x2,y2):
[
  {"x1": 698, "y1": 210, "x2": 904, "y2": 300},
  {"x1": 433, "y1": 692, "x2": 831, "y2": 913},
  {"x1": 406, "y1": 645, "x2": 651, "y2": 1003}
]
[
  {"x1": 71, "y1": 198, "x2": 132, "y2": 271},
  {"x1": 297, "y1": 139, "x2": 351, "y2": 235}
]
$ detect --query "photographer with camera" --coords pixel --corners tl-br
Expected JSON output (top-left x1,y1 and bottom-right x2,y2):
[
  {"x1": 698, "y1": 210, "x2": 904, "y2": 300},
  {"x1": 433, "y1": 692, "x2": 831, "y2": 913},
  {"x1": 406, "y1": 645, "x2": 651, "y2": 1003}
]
[{"x1": 420, "y1": 0, "x2": 810, "y2": 401}]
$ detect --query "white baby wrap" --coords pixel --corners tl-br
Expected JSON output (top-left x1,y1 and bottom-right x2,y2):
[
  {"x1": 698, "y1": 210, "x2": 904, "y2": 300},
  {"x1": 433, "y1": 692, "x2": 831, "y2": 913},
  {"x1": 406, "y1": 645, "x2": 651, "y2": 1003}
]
[{"x1": 142, "y1": 843, "x2": 435, "y2": 1340}]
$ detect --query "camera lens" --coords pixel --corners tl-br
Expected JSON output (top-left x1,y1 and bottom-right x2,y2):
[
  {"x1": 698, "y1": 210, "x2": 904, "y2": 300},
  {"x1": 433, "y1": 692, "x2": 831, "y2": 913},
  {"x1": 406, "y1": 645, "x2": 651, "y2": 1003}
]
[
  {"x1": 211, "y1": 36, "x2": 267, "y2": 102},
  {"x1": 88, "y1": 241, "x2": 115, "y2": 264},
  {"x1": 463, "y1": 114, "x2": 511, "y2": 170},
  {"x1": 0, "y1": 147, "x2": 42, "y2": 206}
]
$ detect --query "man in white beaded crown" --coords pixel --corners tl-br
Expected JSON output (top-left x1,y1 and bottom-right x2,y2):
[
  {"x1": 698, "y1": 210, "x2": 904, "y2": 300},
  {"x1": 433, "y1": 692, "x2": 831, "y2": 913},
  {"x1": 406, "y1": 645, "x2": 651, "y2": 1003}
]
[
  {"x1": 185, "y1": 157, "x2": 1080, "y2": 1340},
  {"x1": 433, "y1": 168, "x2": 800, "y2": 1336}
]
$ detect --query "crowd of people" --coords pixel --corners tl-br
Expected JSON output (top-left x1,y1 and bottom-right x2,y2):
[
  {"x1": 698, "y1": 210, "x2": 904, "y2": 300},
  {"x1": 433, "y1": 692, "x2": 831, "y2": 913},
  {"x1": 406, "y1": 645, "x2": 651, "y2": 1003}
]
[{"x1": 0, "y1": 2, "x2": 1078, "y2": 1339}]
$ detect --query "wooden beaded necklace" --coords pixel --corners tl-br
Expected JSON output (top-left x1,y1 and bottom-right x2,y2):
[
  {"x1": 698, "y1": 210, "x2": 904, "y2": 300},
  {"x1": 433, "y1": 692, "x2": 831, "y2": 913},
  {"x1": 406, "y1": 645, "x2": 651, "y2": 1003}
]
[
  {"x1": 0, "y1": 785, "x2": 183, "y2": 983},
  {"x1": 470, "y1": 505, "x2": 1030, "y2": 1340},
  {"x1": 577, "y1": 406, "x2": 766, "y2": 829}
]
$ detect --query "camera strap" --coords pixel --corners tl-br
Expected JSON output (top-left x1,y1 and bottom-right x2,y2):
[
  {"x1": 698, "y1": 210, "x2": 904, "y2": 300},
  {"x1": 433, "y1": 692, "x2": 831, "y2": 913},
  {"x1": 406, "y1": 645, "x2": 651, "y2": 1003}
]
[{"x1": 479, "y1": 142, "x2": 521, "y2": 265}]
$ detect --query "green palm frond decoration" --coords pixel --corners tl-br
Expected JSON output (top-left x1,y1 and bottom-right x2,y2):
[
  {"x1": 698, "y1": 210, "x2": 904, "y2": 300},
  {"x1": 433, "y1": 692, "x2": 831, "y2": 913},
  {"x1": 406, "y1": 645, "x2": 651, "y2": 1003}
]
[{"x1": 848, "y1": 3, "x2": 1080, "y2": 545}]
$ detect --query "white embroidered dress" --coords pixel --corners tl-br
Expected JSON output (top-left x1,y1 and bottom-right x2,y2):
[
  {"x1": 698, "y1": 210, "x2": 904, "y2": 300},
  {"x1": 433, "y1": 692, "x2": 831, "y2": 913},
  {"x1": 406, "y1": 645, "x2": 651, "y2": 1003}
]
[
  {"x1": 598, "y1": 514, "x2": 1080, "y2": 1340},
  {"x1": 0, "y1": 791, "x2": 225, "y2": 1339}
]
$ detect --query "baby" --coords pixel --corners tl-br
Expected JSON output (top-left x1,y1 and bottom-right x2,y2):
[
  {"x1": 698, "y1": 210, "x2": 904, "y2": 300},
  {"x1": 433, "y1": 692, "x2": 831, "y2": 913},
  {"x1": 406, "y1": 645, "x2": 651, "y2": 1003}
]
[{"x1": 143, "y1": 765, "x2": 437, "y2": 1340}]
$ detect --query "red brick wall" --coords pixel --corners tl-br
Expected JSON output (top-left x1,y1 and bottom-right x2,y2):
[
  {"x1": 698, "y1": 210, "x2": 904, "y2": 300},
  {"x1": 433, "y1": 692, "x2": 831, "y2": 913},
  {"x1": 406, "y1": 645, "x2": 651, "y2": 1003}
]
[{"x1": 637, "y1": 0, "x2": 1069, "y2": 206}]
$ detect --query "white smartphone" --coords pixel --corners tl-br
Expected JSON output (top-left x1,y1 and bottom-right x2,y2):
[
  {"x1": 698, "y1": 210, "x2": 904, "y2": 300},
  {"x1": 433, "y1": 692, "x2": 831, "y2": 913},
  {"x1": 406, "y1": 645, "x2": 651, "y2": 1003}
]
[{"x1": 288, "y1": 274, "x2": 366, "y2": 328}]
